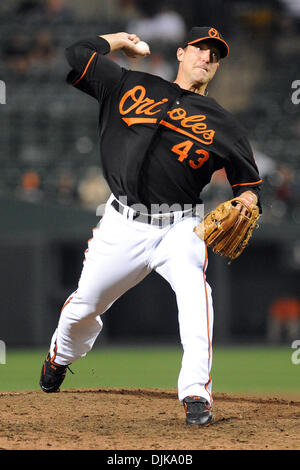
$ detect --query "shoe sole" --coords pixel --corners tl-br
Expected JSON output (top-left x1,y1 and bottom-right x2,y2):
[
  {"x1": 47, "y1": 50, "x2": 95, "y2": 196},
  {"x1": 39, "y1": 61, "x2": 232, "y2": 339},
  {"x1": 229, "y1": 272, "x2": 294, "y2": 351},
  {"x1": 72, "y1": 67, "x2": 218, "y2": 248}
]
[
  {"x1": 40, "y1": 384, "x2": 61, "y2": 393},
  {"x1": 186, "y1": 416, "x2": 213, "y2": 426}
]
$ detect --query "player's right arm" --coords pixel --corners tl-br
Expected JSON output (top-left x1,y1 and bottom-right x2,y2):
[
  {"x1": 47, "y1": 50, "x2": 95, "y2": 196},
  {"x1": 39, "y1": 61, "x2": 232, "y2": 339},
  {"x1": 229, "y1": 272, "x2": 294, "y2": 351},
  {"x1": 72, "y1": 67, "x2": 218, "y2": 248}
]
[{"x1": 65, "y1": 33, "x2": 148, "y2": 99}]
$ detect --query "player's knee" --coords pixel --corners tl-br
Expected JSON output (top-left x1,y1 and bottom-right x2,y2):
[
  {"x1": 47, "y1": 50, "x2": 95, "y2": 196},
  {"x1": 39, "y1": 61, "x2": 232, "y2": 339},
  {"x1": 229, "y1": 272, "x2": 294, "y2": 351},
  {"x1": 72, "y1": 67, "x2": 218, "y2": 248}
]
[{"x1": 60, "y1": 297, "x2": 104, "y2": 322}]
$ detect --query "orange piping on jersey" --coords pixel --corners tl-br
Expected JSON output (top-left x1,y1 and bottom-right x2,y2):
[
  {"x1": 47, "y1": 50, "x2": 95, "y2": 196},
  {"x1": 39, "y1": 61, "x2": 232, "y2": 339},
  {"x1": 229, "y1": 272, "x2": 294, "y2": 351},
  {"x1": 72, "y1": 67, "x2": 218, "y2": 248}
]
[
  {"x1": 203, "y1": 244, "x2": 212, "y2": 404},
  {"x1": 72, "y1": 52, "x2": 97, "y2": 86},
  {"x1": 203, "y1": 245, "x2": 211, "y2": 362},
  {"x1": 231, "y1": 180, "x2": 262, "y2": 188},
  {"x1": 60, "y1": 296, "x2": 73, "y2": 313},
  {"x1": 50, "y1": 344, "x2": 58, "y2": 364},
  {"x1": 122, "y1": 117, "x2": 158, "y2": 126},
  {"x1": 205, "y1": 375, "x2": 212, "y2": 404},
  {"x1": 160, "y1": 120, "x2": 214, "y2": 145},
  {"x1": 204, "y1": 243, "x2": 208, "y2": 271}
]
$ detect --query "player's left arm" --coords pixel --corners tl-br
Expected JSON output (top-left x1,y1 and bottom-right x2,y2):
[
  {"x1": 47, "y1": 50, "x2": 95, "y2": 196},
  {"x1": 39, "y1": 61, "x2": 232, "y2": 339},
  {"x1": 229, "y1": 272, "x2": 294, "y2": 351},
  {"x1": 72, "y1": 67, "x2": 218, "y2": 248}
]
[{"x1": 224, "y1": 135, "x2": 262, "y2": 214}]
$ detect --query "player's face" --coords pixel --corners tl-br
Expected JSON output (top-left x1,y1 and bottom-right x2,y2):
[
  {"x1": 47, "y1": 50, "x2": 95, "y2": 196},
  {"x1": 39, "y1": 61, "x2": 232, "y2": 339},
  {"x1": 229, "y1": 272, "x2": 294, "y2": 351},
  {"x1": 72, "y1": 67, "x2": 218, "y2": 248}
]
[{"x1": 177, "y1": 42, "x2": 220, "y2": 88}]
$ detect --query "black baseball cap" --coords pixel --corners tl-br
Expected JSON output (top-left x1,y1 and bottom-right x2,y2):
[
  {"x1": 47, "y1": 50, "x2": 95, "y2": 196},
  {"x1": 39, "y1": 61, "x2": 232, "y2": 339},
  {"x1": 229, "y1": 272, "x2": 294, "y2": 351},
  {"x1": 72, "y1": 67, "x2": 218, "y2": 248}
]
[{"x1": 182, "y1": 26, "x2": 229, "y2": 59}]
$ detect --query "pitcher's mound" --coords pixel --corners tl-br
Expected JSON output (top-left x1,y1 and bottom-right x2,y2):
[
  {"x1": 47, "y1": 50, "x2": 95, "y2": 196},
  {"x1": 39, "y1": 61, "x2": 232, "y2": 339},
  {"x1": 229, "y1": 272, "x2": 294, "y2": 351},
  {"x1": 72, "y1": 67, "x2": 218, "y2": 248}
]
[{"x1": 0, "y1": 388, "x2": 299, "y2": 450}]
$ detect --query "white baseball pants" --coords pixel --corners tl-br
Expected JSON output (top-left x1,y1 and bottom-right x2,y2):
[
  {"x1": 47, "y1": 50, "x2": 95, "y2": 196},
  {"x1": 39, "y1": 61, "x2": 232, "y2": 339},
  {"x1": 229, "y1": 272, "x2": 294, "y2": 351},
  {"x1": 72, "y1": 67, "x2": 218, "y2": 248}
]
[{"x1": 49, "y1": 195, "x2": 214, "y2": 403}]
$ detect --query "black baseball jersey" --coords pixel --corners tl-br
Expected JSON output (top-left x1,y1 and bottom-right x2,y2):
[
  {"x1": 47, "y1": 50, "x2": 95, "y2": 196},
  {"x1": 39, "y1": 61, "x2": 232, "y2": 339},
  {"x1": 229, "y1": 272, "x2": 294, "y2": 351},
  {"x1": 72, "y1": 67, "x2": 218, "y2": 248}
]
[{"x1": 65, "y1": 37, "x2": 262, "y2": 210}]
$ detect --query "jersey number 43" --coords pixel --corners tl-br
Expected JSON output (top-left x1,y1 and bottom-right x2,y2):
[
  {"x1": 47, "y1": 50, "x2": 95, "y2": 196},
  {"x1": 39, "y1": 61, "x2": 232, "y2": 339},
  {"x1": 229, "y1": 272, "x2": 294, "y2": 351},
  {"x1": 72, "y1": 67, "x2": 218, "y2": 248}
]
[{"x1": 171, "y1": 140, "x2": 210, "y2": 170}]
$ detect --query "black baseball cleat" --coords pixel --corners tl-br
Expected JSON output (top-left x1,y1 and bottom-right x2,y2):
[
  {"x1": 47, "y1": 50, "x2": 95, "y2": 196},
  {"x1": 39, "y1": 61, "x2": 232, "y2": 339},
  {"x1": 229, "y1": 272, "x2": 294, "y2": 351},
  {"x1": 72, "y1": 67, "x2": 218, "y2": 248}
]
[
  {"x1": 40, "y1": 352, "x2": 73, "y2": 393},
  {"x1": 183, "y1": 396, "x2": 213, "y2": 426}
]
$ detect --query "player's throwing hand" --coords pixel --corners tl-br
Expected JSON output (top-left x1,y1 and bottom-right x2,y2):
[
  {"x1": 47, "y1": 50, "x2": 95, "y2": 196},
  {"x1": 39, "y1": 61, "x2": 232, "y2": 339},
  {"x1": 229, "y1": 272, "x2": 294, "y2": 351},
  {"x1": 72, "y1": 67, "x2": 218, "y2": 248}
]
[{"x1": 99, "y1": 32, "x2": 150, "y2": 58}]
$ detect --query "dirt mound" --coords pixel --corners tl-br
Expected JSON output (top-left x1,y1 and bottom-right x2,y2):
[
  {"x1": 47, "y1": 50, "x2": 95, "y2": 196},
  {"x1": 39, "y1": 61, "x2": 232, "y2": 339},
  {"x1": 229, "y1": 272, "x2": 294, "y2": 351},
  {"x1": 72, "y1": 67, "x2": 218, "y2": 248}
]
[{"x1": 0, "y1": 388, "x2": 299, "y2": 450}]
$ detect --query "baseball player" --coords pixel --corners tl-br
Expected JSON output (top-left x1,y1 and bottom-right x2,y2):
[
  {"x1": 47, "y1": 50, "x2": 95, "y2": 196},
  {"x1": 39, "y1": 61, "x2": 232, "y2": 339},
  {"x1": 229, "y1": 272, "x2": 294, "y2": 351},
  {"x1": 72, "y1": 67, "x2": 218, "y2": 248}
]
[{"x1": 39, "y1": 26, "x2": 262, "y2": 426}]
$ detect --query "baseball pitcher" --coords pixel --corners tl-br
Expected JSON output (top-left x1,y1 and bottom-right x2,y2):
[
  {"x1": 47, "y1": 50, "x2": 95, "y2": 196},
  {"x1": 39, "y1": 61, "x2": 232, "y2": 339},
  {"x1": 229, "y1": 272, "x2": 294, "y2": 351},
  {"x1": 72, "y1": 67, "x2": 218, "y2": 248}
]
[{"x1": 39, "y1": 26, "x2": 262, "y2": 426}]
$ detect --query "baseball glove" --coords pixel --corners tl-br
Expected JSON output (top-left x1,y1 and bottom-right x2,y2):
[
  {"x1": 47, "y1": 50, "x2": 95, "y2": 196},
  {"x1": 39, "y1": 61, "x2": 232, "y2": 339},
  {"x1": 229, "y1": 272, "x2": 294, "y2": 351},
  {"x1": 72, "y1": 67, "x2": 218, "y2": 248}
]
[{"x1": 194, "y1": 198, "x2": 261, "y2": 262}]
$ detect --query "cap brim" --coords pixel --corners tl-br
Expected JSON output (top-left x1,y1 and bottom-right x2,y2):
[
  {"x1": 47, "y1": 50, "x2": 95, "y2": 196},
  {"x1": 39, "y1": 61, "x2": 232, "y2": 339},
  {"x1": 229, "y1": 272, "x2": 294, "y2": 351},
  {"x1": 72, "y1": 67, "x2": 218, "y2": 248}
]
[{"x1": 187, "y1": 36, "x2": 229, "y2": 58}]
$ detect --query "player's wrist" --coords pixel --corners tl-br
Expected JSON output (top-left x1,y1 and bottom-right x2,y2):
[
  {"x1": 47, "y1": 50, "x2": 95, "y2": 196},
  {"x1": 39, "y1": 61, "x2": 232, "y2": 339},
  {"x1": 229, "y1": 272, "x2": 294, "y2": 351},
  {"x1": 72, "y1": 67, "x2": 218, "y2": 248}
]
[
  {"x1": 98, "y1": 33, "x2": 137, "y2": 53},
  {"x1": 98, "y1": 33, "x2": 126, "y2": 52},
  {"x1": 236, "y1": 190, "x2": 258, "y2": 206}
]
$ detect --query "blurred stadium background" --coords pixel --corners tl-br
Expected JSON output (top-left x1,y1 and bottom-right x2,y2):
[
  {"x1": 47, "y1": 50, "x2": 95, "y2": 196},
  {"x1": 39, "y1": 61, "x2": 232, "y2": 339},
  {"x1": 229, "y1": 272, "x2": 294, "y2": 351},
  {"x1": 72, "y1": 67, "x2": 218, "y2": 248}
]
[{"x1": 0, "y1": 0, "x2": 300, "y2": 393}]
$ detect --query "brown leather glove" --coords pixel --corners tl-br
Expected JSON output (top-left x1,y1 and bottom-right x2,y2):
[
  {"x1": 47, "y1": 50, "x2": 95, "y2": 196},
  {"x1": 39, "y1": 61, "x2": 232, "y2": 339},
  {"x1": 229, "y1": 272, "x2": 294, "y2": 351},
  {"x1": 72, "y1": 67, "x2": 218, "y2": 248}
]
[{"x1": 194, "y1": 199, "x2": 261, "y2": 262}]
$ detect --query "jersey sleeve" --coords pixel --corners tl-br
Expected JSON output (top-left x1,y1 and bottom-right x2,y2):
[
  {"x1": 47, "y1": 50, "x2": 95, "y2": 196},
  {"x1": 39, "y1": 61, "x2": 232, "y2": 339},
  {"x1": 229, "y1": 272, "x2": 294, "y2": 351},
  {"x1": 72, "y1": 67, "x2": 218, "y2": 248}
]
[
  {"x1": 224, "y1": 135, "x2": 263, "y2": 206},
  {"x1": 65, "y1": 36, "x2": 125, "y2": 100}
]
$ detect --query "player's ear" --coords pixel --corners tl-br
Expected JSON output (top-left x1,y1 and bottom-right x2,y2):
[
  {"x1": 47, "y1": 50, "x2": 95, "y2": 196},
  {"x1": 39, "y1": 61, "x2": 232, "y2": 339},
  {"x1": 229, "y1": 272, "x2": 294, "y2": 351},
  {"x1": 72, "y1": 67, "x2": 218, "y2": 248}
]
[{"x1": 176, "y1": 47, "x2": 185, "y2": 63}]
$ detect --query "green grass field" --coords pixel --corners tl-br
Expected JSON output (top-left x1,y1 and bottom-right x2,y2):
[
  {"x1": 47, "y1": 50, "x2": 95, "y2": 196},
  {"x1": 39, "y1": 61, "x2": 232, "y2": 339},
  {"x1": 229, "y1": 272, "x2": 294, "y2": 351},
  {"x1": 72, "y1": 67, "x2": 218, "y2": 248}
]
[{"x1": 0, "y1": 346, "x2": 299, "y2": 396}]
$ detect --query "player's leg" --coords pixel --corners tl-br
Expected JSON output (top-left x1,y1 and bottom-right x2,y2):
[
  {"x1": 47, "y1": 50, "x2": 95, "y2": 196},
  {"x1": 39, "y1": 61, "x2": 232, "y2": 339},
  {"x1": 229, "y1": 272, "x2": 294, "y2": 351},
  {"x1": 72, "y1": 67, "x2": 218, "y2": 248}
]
[
  {"x1": 151, "y1": 215, "x2": 213, "y2": 405},
  {"x1": 48, "y1": 202, "x2": 152, "y2": 366}
]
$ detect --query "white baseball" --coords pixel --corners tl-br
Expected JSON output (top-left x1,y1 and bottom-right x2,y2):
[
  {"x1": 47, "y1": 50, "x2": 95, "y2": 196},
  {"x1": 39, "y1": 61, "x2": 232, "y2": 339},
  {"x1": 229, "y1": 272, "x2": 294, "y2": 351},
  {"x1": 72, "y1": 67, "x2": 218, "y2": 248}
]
[{"x1": 135, "y1": 41, "x2": 150, "y2": 54}]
